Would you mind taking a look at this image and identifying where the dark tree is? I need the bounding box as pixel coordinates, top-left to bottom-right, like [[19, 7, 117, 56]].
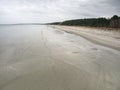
[[110, 15, 119, 28], [111, 15, 119, 20]]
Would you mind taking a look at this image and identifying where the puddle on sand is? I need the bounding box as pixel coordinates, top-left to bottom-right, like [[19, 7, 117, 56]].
[[91, 48, 98, 51], [54, 30, 64, 34]]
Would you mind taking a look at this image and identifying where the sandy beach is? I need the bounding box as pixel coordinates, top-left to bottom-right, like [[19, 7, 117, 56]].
[[52, 25, 120, 51]]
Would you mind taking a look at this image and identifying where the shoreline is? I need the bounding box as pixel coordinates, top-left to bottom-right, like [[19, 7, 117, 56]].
[[51, 25, 120, 51], [56, 25, 120, 31]]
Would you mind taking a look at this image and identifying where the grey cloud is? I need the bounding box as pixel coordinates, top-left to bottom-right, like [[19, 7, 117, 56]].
[[0, 0, 119, 24]]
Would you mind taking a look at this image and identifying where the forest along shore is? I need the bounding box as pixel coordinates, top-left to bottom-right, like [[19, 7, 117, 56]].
[[51, 25, 120, 51]]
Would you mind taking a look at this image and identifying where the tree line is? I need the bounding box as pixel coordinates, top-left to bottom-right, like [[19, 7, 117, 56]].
[[49, 15, 120, 28]]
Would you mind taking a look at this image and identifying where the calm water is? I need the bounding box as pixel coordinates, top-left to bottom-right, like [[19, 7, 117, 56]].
[[0, 25, 120, 90]]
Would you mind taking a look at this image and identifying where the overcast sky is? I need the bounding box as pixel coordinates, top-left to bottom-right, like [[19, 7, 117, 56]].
[[0, 0, 120, 24]]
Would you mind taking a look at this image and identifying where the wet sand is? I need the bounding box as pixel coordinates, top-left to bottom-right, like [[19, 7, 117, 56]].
[[0, 25, 120, 90], [52, 25, 120, 51]]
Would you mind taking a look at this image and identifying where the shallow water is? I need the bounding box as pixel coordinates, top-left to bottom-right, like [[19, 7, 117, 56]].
[[0, 25, 120, 90]]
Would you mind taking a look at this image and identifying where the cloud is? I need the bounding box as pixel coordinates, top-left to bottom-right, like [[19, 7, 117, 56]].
[[0, 0, 119, 24]]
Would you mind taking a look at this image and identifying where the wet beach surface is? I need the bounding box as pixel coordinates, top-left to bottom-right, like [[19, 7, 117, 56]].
[[0, 25, 120, 90]]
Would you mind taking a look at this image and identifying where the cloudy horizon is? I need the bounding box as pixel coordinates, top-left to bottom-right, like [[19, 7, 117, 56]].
[[0, 0, 120, 24]]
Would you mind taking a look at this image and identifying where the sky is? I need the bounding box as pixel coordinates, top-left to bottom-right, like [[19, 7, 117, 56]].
[[0, 0, 120, 24]]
